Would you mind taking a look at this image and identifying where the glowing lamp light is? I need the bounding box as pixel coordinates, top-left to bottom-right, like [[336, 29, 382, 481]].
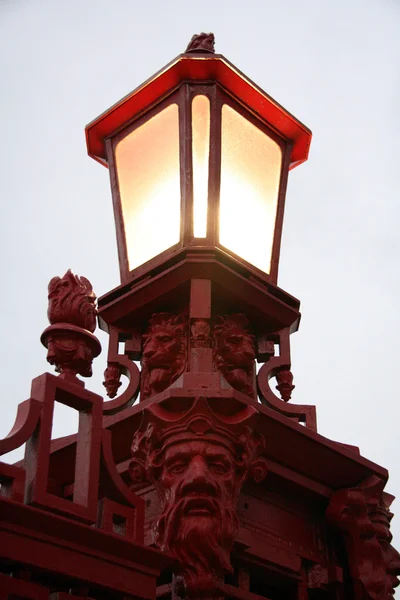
[[86, 35, 311, 284]]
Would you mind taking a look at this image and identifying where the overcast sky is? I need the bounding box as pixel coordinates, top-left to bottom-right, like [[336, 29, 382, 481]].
[[1, 0, 399, 570]]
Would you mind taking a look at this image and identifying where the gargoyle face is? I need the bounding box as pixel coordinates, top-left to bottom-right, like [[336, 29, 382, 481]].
[[141, 315, 187, 399], [212, 316, 255, 396]]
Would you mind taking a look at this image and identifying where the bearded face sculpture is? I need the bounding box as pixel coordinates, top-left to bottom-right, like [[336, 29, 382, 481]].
[[156, 439, 240, 595], [327, 485, 400, 600], [369, 501, 400, 599], [141, 313, 187, 400], [212, 315, 256, 397], [130, 397, 267, 598]]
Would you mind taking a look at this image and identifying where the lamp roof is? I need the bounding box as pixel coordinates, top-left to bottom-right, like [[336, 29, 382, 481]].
[[85, 53, 312, 169]]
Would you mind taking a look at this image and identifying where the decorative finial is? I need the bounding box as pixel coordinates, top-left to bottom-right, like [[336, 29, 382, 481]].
[[276, 369, 295, 402], [103, 363, 122, 398], [41, 270, 101, 381], [185, 32, 215, 54], [47, 269, 97, 332]]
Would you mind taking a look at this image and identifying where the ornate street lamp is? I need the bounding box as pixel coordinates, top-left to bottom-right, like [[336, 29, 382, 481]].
[[1, 33, 399, 600], [86, 34, 311, 284]]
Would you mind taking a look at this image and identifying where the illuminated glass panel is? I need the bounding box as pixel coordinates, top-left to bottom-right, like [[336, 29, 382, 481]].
[[115, 104, 181, 271], [192, 95, 210, 238], [220, 105, 282, 274]]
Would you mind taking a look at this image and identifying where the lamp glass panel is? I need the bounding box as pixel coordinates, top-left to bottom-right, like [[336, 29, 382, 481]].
[[192, 95, 210, 238], [115, 103, 181, 271], [220, 105, 282, 274]]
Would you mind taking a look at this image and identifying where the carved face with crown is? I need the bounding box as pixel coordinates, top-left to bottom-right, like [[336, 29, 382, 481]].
[[130, 397, 267, 597], [141, 313, 187, 400], [212, 315, 256, 397]]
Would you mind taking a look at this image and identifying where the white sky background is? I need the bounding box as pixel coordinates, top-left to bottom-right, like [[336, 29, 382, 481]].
[[1, 0, 399, 569]]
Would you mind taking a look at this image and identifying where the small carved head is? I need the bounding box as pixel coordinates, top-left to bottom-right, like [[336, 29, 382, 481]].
[[190, 319, 211, 348], [212, 315, 256, 396], [48, 270, 97, 333], [276, 369, 295, 402], [141, 313, 187, 400], [103, 363, 122, 399]]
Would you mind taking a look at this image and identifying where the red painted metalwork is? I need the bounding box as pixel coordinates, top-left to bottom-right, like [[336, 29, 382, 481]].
[[85, 55, 311, 170], [1, 32, 398, 600], [0, 271, 171, 598]]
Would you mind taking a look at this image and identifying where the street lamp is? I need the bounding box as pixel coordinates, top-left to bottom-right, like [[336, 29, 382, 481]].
[[86, 34, 311, 284], [1, 33, 399, 600]]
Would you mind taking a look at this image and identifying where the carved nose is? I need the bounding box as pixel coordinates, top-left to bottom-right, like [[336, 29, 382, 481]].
[[389, 554, 400, 575], [244, 345, 254, 358], [143, 342, 156, 358], [187, 456, 208, 481], [180, 456, 218, 497]]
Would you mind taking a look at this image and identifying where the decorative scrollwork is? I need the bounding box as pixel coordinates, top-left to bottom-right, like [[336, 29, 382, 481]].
[[102, 328, 141, 415], [257, 328, 316, 430]]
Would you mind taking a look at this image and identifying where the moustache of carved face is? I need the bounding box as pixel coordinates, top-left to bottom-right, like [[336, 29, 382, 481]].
[[157, 493, 238, 550], [157, 495, 238, 596]]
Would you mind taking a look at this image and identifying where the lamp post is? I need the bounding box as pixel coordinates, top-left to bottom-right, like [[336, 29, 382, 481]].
[[0, 32, 399, 600], [87, 34, 313, 423]]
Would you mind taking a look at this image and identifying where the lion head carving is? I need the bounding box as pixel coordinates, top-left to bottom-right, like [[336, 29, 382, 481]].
[[140, 313, 187, 400], [212, 314, 256, 397]]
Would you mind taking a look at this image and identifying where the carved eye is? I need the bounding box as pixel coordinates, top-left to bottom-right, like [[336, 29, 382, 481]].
[[159, 336, 173, 343], [169, 462, 187, 475], [209, 462, 229, 475], [227, 336, 241, 345]]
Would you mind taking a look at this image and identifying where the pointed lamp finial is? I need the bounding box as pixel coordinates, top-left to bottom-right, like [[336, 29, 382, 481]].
[[185, 32, 215, 54]]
